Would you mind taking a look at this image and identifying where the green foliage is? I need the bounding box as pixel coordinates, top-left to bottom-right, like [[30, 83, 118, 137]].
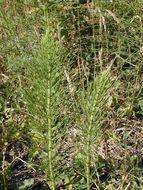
[[77, 68, 114, 189], [19, 178, 34, 190], [18, 34, 66, 189], [0, 65, 28, 189], [1, 0, 143, 189]]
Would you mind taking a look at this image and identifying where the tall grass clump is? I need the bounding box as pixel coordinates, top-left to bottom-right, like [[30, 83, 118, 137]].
[[19, 34, 66, 189], [76, 67, 114, 190]]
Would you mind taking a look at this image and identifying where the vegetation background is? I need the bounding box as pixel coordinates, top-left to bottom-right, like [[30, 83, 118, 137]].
[[0, 0, 143, 189]]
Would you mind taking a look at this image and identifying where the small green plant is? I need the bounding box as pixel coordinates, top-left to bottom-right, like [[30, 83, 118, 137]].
[[19, 34, 66, 189], [77, 67, 114, 190]]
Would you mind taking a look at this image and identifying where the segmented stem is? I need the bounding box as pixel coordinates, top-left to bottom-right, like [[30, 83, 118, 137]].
[[86, 113, 94, 190], [47, 69, 55, 190], [86, 128, 91, 190]]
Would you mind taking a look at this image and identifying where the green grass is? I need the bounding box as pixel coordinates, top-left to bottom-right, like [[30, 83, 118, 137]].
[[0, 0, 143, 189]]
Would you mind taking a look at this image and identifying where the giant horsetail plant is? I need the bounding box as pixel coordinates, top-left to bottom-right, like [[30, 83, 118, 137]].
[[19, 34, 67, 189], [77, 67, 114, 190]]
